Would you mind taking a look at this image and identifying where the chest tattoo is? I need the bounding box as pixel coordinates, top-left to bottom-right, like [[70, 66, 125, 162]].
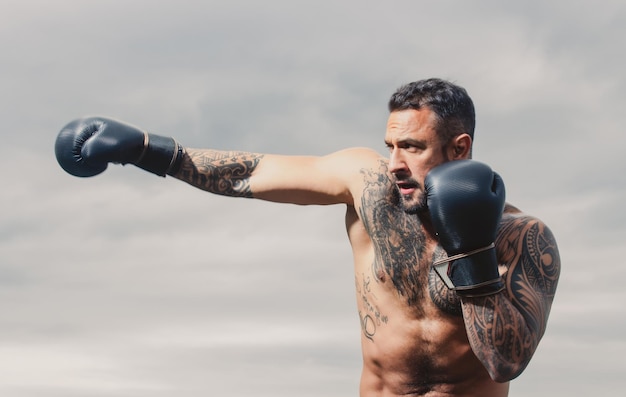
[[428, 261, 462, 316], [358, 163, 461, 314]]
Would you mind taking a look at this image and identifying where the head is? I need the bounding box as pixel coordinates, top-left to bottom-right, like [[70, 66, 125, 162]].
[[385, 78, 475, 214]]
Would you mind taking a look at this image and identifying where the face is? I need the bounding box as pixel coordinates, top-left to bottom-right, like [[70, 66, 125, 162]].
[[384, 109, 452, 214]]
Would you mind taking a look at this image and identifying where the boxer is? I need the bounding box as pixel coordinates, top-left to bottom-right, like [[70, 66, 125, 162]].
[[56, 78, 560, 396]]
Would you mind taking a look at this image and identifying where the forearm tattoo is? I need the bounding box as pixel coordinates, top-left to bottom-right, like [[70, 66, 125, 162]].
[[176, 149, 264, 197], [462, 217, 560, 377]]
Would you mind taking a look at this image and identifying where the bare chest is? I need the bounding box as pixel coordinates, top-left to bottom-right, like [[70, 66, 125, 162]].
[[354, 227, 461, 318], [348, 166, 464, 341], [347, 204, 462, 322]]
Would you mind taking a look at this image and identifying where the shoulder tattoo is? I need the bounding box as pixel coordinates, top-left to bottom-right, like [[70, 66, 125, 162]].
[[358, 161, 428, 307]]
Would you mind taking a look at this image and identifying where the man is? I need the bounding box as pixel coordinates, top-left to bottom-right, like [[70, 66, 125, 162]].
[[55, 78, 560, 396]]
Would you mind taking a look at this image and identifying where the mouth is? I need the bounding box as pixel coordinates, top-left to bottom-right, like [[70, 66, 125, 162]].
[[396, 180, 419, 196]]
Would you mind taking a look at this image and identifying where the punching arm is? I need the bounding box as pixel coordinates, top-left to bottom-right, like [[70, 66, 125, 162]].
[[172, 147, 366, 205], [55, 116, 364, 206]]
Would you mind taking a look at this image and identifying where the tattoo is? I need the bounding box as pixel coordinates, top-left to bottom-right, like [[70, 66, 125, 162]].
[[358, 161, 427, 308], [500, 218, 560, 334], [359, 311, 377, 341], [177, 150, 264, 197], [461, 215, 561, 376], [462, 294, 533, 373], [356, 274, 389, 340], [428, 262, 462, 316], [356, 160, 465, 319]]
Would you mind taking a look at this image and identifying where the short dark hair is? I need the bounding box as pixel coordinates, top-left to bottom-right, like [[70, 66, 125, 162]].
[[388, 78, 475, 145]]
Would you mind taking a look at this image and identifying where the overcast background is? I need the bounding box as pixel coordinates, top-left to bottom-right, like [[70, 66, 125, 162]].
[[1, 0, 624, 396]]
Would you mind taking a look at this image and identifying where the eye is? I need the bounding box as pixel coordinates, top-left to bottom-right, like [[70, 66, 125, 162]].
[[406, 145, 420, 153], [398, 142, 419, 153]]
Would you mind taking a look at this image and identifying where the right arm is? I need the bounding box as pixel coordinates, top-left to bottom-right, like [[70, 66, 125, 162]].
[[174, 147, 370, 206], [53, 116, 377, 207]]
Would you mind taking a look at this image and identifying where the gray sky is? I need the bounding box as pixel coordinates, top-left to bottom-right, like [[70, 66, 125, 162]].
[[1, 0, 624, 395]]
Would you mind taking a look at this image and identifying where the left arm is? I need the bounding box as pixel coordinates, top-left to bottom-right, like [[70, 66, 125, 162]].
[[424, 161, 561, 382], [460, 213, 561, 381]]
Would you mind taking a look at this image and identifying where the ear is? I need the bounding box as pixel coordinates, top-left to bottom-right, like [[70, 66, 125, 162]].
[[447, 134, 472, 160]]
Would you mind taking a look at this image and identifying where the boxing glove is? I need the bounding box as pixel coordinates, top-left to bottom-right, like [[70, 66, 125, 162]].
[[55, 117, 184, 177], [425, 160, 505, 297]]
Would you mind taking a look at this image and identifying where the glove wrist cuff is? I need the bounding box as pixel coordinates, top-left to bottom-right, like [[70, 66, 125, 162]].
[[135, 133, 184, 177], [432, 244, 504, 297]]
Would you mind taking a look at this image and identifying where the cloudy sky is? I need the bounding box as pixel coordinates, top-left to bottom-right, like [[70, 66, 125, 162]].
[[1, 0, 624, 395]]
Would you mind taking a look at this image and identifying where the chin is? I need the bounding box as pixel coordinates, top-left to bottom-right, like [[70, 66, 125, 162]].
[[401, 194, 428, 215], [403, 204, 426, 215]]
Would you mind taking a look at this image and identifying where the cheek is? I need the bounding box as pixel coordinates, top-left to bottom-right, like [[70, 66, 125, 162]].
[[414, 164, 440, 186], [424, 154, 448, 174], [411, 168, 428, 186]]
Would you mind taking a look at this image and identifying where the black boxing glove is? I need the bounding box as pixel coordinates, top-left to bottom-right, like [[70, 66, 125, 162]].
[[425, 160, 505, 297], [55, 117, 184, 177]]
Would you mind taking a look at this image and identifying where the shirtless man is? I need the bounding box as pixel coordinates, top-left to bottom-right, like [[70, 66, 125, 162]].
[[55, 78, 561, 396]]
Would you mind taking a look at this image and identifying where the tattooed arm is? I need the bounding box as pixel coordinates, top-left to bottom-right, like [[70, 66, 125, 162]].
[[172, 147, 380, 205], [174, 149, 264, 198], [460, 209, 561, 382]]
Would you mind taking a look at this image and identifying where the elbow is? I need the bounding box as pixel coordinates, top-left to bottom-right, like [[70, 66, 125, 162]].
[[478, 332, 538, 383], [489, 369, 521, 383], [485, 359, 530, 383]]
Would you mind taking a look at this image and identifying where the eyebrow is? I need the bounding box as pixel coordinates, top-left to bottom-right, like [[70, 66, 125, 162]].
[[385, 138, 427, 148]]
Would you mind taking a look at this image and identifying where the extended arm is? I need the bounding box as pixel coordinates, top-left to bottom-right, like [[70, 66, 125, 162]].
[[172, 148, 358, 205], [54, 116, 363, 206], [461, 214, 560, 382]]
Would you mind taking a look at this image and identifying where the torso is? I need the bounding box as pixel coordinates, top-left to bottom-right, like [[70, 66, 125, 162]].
[[345, 158, 509, 397]]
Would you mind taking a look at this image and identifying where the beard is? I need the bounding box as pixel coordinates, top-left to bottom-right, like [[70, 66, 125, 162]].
[[401, 190, 428, 215], [392, 179, 429, 215]]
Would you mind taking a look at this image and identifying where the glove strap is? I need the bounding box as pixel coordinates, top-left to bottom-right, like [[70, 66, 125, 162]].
[[432, 243, 495, 268], [135, 132, 184, 177], [432, 243, 505, 297]]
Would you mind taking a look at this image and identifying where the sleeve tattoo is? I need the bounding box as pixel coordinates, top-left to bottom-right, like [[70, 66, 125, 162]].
[[461, 216, 561, 381], [176, 149, 264, 197]]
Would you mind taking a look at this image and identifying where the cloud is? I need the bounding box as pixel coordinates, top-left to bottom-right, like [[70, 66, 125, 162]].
[[1, 0, 625, 395]]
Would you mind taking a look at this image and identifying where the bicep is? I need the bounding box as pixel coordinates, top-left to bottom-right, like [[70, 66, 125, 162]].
[[250, 149, 377, 206]]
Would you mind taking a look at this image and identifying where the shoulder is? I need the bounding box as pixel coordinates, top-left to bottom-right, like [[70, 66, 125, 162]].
[[250, 147, 387, 206], [500, 203, 554, 232], [498, 203, 560, 257], [499, 203, 558, 243], [326, 147, 386, 168], [307, 147, 385, 174], [322, 147, 389, 187]]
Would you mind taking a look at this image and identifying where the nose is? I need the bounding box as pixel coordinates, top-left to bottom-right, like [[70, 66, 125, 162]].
[[388, 148, 408, 175]]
